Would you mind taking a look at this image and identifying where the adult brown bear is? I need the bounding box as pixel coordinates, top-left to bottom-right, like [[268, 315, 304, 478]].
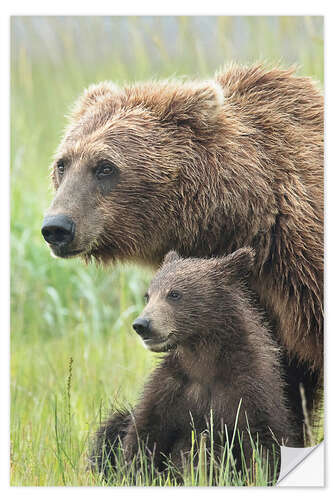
[[41, 64, 323, 444]]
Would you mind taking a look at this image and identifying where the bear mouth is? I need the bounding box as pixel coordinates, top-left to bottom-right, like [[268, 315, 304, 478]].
[[49, 239, 102, 259], [49, 245, 85, 259], [142, 336, 177, 353]]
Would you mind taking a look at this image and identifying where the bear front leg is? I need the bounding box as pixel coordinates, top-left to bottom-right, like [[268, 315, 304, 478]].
[[122, 371, 183, 472], [88, 408, 131, 478], [122, 415, 166, 471]]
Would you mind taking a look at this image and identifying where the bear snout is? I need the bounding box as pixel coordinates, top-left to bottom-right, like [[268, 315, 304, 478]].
[[132, 317, 151, 339], [41, 214, 76, 248]]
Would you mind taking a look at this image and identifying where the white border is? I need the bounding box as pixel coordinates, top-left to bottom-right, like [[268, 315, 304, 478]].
[[2, 2, 332, 497]]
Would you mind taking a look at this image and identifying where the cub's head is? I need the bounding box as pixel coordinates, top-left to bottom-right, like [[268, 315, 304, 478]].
[[132, 248, 255, 352], [41, 79, 224, 264]]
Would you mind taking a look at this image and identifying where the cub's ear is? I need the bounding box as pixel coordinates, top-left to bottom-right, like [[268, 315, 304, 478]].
[[70, 82, 122, 121], [163, 250, 181, 266], [216, 248, 255, 281], [160, 80, 224, 132]]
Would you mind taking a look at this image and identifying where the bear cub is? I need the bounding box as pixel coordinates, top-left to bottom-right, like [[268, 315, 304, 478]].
[[90, 248, 298, 480]]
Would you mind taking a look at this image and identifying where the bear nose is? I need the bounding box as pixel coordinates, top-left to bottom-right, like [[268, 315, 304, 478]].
[[132, 317, 151, 338], [41, 215, 75, 247]]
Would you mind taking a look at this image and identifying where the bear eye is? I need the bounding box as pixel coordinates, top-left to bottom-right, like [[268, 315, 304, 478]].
[[57, 160, 65, 176], [167, 290, 182, 301], [144, 293, 149, 303], [96, 161, 117, 179]]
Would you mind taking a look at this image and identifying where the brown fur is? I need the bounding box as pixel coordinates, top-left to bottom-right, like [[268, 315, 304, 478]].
[[90, 249, 299, 481], [43, 64, 323, 439]]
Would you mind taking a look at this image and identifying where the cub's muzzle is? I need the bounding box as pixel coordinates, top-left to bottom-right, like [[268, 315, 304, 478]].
[[132, 317, 151, 340]]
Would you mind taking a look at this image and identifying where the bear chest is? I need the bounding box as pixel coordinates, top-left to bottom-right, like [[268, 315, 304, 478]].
[[183, 380, 224, 413]]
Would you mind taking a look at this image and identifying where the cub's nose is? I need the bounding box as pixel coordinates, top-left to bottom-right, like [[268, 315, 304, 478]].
[[132, 317, 151, 338], [41, 215, 75, 247]]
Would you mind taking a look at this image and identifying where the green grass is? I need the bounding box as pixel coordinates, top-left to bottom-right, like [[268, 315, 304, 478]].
[[10, 16, 323, 486], [90, 408, 282, 486]]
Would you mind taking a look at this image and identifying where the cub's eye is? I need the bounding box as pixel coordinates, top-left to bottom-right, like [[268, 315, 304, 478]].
[[167, 290, 182, 301], [57, 161, 65, 176], [96, 162, 117, 179], [144, 293, 149, 303]]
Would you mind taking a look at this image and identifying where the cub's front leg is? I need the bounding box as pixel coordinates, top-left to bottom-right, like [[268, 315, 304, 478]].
[[122, 412, 167, 469], [123, 363, 183, 471], [89, 408, 131, 477]]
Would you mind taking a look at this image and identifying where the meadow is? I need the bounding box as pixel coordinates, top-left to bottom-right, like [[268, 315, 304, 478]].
[[10, 16, 323, 486]]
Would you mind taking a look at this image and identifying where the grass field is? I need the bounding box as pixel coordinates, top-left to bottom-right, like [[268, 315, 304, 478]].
[[10, 16, 323, 486]]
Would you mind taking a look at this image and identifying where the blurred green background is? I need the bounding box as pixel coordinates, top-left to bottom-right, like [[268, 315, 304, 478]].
[[10, 16, 323, 486]]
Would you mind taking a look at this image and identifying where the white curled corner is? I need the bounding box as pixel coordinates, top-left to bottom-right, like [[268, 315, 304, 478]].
[[277, 442, 324, 486]]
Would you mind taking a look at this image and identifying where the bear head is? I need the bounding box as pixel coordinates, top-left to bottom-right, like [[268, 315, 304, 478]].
[[132, 247, 255, 352], [41, 79, 225, 264]]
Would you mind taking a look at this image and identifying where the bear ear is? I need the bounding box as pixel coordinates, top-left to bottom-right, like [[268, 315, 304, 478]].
[[216, 247, 255, 281], [69, 82, 122, 121], [163, 250, 181, 266], [161, 80, 224, 131]]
